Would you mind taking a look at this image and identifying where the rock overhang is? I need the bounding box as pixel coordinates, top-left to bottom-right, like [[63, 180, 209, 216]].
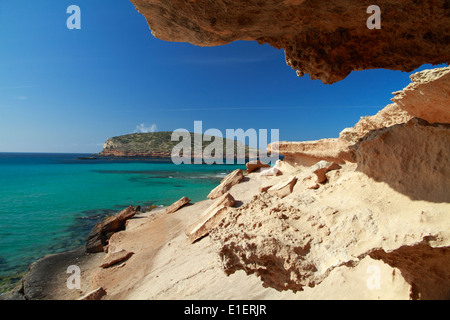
[[130, 0, 450, 84]]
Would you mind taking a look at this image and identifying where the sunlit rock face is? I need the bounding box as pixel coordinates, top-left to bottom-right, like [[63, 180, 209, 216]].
[[130, 0, 450, 84]]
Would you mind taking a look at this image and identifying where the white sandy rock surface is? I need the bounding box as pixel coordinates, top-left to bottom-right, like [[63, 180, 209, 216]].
[[75, 159, 449, 300], [8, 67, 448, 301]]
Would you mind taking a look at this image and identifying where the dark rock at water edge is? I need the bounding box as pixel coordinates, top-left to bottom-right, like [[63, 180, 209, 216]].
[[0, 247, 102, 300], [0, 205, 140, 299], [85, 205, 139, 253]]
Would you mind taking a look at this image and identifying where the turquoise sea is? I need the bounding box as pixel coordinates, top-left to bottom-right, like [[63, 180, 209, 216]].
[[0, 153, 244, 292]]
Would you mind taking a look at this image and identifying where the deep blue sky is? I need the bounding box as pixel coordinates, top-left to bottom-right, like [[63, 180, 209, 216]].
[[0, 0, 446, 153]]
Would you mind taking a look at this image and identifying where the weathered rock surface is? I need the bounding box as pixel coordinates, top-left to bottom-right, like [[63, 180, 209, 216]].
[[267, 176, 298, 199], [5, 248, 105, 300], [166, 196, 191, 214], [209, 66, 450, 298], [77, 287, 107, 300], [269, 139, 352, 166], [392, 67, 450, 124], [275, 67, 450, 168], [370, 243, 450, 300], [186, 206, 232, 243], [201, 192, 236, 217], [260, 159, 283, 176], [100, 250, 134, 268], [186, 192, 236, 243], [339, 103, 413, 145], [312, 161, 341, 184], [207, 169, 244, 199], [354, 118, 450, 203], [259, 184, 273, 193], [211, 171, 450, 296], [246, 160, 271, 174], [340, 67, 450, 147], [86, 206, 138, 253], [130, 0, 450, 84]]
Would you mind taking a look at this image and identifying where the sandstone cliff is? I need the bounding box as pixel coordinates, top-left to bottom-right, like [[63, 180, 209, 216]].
[[391, 67, 450, 124], [69, 0, 450, 300], [6, 67, 448, 301], [130, 0, 450, 84], [4, 2, 449, 301]]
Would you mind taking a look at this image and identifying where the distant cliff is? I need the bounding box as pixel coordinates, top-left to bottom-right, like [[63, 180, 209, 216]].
[[98, 131, 258, 159]]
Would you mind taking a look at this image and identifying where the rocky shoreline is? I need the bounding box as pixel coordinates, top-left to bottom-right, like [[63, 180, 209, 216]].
[[0, 205, 165, 300], [3, 0, 449, 301], [2, 67, 450, 300], [1, 248, 103, 300]]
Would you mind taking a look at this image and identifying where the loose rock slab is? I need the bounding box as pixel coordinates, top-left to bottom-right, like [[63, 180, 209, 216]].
[[77, 287, 107, 300], [187, 192, 236, 242], [246, 160, 271, 174], [166, 196, 191, 214], [100, 249, 134, 268], [201, 192, 235, 217], [268, 176, 297, 199], [260, 160, 282, 176], [207, 169, 244, 199], [312, 161, 341, 184], [259, 185, 274, 193], [186, 205, 232, 243], [86, 206, 138, 253]]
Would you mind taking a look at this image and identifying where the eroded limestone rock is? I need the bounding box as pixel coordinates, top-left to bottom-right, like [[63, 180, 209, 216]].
[[392, 67, 450, 124], [130, 0, 450, 84], [354, 118, 450, 203]]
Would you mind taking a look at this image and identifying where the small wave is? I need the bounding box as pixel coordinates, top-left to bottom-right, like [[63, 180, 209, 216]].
[[215, 173, 228, 178]]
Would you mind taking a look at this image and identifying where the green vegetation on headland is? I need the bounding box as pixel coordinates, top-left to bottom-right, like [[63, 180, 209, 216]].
[[98, 131, 260, 159]]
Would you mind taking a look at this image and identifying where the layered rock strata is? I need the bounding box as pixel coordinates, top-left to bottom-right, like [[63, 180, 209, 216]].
[[270, 67, 450, 167], [391, 66, 450, 124], [210, 66, 450, 298], [269, 139, 352, 166]]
